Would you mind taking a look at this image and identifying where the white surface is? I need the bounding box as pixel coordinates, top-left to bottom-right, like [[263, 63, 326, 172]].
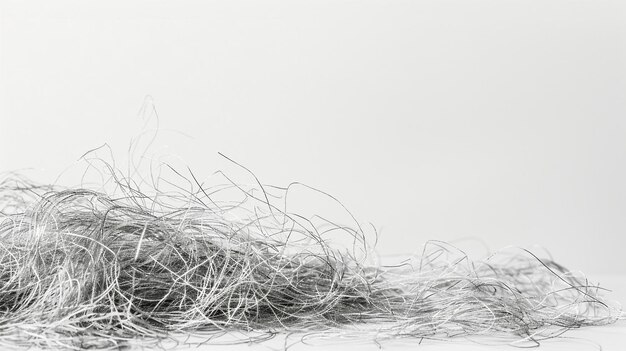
[[168, 324, 626, 351], [162, 274, 625, 351]]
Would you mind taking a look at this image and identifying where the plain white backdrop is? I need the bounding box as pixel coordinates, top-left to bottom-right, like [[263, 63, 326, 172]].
[[1, 0, 625, 277]]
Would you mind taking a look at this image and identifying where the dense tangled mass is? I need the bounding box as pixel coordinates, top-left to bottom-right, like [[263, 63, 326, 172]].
[[0, 159, 621, 350]]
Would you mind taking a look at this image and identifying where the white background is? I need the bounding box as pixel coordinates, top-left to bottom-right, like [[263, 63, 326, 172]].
[[1, 0, 625, 276]]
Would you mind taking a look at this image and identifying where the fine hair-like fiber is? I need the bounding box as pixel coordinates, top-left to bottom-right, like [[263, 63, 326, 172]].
[[0, 154, 621, 350]]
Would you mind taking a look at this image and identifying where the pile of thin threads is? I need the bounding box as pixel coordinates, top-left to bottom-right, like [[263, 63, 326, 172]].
[[0, 162, 621, 350]]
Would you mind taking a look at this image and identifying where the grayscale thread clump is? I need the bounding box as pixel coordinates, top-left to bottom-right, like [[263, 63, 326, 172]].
[[0, 152, 621, 350]]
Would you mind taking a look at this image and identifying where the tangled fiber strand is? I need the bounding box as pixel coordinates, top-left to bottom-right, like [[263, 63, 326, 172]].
[[0, 163, 621, 350]]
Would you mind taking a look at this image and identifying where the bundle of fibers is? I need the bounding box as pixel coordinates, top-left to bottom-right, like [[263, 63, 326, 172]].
[[0, 167, 621, 350]]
